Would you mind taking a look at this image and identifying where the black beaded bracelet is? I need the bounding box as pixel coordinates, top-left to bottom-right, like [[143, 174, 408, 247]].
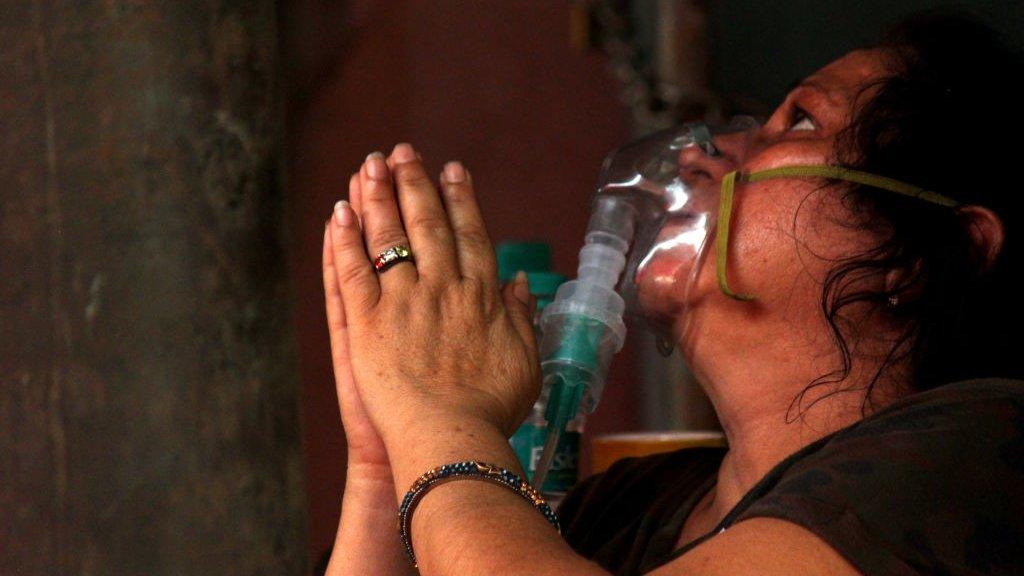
[[397, 460, 561, 567]]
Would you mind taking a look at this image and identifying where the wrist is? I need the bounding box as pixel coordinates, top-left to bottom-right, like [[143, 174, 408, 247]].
[[332, 488, 418, 576], [345, 457, 394, 485], [382, 409, 524, 501], [342, 461, 398, 513]]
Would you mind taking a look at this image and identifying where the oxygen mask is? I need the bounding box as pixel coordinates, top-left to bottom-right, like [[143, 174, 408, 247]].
[[593, 116, 760, 343]]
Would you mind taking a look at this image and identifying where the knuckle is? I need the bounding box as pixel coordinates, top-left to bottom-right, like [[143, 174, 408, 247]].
[[462, 276, 485, 296], [456, 226, 491, 249], [360, 194, 391, 213], [407, 214, 451, 236], [371, 230, 409, 251], [444, 182, 475, 201], [362, 189, 394, 207], [329, 234, 358, 258], [461, 277, 499, 316], [396, 168, 433, 190], [335, 258, 371, 286], [480, 259, 498, 278]]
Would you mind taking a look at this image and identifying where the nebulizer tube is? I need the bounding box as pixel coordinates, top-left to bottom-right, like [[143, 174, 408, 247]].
[[531, 196, 633, 490], [529, 118, 760, 491]]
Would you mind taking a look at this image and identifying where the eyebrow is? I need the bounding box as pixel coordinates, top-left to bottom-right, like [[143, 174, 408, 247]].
[[787, 77, 829, 94], [785, 78, 843, 110]]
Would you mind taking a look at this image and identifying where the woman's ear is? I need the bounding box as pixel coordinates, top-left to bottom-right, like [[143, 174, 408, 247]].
[[884, 205, 1005, 297], [884, 259, 923, 298], [959, 205, 1005, 273]]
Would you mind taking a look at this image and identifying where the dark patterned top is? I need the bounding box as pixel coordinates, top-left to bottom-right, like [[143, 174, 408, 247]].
[[557, 378, 1024, 575]]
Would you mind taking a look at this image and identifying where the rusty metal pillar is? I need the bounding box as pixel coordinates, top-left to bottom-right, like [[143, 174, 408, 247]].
[[0, 1, 307, 574]]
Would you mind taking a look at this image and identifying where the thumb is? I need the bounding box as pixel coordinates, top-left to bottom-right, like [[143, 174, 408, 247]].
[[502, 271, 536, 344]]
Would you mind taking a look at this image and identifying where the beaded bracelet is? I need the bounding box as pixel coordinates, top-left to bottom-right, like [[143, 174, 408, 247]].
[[397, 460, 561, 567]]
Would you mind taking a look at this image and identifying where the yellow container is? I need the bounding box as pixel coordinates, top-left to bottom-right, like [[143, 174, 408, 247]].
[[591, 431, 727, 474]]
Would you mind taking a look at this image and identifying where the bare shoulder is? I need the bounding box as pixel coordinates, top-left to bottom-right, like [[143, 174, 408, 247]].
[[646, 518, 862, 576]]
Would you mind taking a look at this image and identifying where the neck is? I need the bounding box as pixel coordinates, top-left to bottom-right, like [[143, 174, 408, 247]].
[[711, 404, 849, 516], [699, 361, 906, 521]]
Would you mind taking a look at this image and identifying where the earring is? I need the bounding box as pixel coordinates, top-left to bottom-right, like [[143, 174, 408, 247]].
[[887, 294, 900, 308], [656, 335, 675, 357]]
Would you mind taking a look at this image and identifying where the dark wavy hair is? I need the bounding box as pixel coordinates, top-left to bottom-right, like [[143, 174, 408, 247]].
[[791, 10, 1024, 417]]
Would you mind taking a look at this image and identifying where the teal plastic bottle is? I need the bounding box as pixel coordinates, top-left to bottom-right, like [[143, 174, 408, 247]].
[[496, 242, 579, 505]]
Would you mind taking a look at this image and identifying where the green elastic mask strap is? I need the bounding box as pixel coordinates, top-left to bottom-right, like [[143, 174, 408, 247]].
[[716, 165, 960, 302]]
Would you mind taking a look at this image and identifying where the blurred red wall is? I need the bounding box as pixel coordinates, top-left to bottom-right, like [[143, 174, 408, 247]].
[[282, 0, 634, 565]]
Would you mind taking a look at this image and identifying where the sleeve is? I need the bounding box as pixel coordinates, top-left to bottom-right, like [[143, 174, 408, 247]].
[[735, 378, 1024, 576], [556, 468, 607, 529], [556, 455, 654, 554]]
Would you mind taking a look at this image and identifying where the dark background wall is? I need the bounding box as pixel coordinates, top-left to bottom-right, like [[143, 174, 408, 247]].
[[1, 1, 306, 574], [708, 1, 1024, 106]]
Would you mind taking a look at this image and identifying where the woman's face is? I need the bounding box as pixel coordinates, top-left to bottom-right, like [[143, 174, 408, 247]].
[[637, 49, 891, 381]]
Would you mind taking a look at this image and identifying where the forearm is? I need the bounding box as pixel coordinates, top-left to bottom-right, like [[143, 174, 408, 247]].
[[325, 466, 418, 576], [387, 414, 608, 576], [413, 481, 606, 575]]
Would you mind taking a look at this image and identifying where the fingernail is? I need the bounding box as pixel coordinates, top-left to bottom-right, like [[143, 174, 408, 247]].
[[443, 161, 467, 183], [514, 270, 530, 304], [365, 151, 387, 180], [392, 142, 417, 164], [334, 200, 353, 226]]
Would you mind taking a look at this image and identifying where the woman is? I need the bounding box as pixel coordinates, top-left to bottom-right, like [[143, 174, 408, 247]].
[[320, 12, 1024, 576]]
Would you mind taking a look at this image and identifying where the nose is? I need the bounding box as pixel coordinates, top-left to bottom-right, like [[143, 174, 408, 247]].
[[677, 130, 748, 186]]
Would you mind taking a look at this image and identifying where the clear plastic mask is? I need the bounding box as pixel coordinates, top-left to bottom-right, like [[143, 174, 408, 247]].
[[591, 117, 961, 344], [593, 117, 759, 339]]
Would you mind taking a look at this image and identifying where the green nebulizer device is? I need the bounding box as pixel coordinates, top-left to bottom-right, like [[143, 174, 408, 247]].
[[497, 242, 578, 505]]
